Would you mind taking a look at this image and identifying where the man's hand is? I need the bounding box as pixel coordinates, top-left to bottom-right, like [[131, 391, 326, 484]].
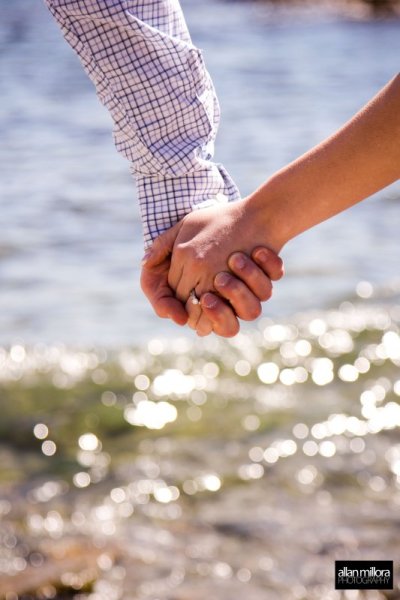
[[141, 215, 283, 337], [140, 242, 188, 327]]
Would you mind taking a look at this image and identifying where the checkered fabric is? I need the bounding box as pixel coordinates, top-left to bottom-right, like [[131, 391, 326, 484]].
[[45, 0, 241, 247]]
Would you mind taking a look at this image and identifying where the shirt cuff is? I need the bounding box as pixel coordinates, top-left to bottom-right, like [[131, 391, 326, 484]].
[[135, 162, 241, 248]]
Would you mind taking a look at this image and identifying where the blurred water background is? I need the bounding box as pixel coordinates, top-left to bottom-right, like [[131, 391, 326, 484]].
[[1, 0, 400, 599], [1, 0, 400, 345]]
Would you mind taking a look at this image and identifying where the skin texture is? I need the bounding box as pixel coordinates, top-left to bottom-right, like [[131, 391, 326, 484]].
[[246, 72, 400, 253], [143, 73, 400, 336], [184, 248, 284, 337], [141, 242, 283, 338], [146, 75, 400, 334]]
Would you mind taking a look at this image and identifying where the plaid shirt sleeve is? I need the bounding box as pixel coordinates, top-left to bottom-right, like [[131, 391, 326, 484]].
[[44, 0, 241, 247]]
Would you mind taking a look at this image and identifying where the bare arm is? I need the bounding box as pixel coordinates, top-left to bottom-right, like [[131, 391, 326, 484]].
[[145, 73, 400, 307], [249, 72, 400, 252]]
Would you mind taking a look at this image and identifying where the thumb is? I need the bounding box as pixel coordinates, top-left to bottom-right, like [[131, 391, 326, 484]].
[[141, 221, 182, 268]]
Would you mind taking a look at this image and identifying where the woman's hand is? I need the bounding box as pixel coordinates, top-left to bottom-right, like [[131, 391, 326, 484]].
[[141, 199, 283, 337]]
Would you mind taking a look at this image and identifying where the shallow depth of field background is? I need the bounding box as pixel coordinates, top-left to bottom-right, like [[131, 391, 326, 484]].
[[1, 1, 400, 599]]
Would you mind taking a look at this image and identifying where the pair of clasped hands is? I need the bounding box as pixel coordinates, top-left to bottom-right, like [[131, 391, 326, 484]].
[[140, 197, 283, 338], [140, 72, 400, 329]]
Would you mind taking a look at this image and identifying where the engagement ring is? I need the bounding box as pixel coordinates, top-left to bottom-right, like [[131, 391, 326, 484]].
[[189, 289, 200, 305]]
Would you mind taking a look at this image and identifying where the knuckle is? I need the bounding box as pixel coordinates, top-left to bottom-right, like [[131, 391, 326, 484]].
[[173, 243, 186, 262], [214, 272, 233, 292], [225, 277, 240, 294], [179, 245, 202, 272], [229, 252, 250, 274]]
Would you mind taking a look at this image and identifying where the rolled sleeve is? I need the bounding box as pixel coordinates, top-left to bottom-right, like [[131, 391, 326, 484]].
[[45, 0, 240, 246]]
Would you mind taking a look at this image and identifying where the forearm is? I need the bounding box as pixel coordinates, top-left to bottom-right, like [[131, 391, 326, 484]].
[[247, 73, 400, 252]]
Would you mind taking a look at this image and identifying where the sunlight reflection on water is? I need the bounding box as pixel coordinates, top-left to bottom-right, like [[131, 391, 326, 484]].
[[1, 287, 400, 598]]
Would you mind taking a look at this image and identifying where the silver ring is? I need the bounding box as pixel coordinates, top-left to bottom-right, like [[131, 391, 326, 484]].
[[189, 289, 200, 305]]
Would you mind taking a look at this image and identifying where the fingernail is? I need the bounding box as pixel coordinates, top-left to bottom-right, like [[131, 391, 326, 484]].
[[231, 253, 246, 270], [254, 249, 269, 262], [141, 250, 152, 266], [202, 293, 218, 309], [215, 272, 231, 287]]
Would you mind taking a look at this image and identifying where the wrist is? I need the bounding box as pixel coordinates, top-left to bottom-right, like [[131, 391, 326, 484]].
[[243, 174, 296, 254]]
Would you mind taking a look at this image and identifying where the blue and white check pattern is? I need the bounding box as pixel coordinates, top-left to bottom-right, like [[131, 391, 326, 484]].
[[44, 0, 240, 247]]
